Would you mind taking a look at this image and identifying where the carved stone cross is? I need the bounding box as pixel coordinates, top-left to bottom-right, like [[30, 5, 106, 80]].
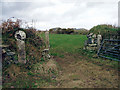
[[15, 30, 26, 64]]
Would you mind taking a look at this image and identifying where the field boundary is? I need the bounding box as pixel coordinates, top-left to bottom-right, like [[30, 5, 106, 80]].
[[97, 39, 120, 61]]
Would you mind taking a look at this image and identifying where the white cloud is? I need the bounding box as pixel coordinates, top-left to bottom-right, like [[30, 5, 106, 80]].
[[1, 0, 118, 30]]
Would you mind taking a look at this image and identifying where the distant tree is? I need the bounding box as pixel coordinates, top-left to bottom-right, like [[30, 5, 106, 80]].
[[56, 28, 61, 34], [49, 29, 53, 33], [66, 28, 74, 34], [61, 29, 66, 34]]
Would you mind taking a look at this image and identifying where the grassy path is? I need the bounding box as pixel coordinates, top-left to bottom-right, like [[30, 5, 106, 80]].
[[53, 55, 118, 88], [36, 33, 119, 88], [47, 34, 119, 88], [2, 33, 119, 88]]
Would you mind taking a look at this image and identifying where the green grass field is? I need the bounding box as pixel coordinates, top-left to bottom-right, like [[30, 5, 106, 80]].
[[49, 34, 87, 55], [48, 33, 119, 69], [37, 33, 119, 69], [48, 34, 119, 88]]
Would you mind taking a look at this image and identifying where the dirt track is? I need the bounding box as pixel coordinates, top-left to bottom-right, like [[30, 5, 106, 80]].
[[46, 55, 118, 88]]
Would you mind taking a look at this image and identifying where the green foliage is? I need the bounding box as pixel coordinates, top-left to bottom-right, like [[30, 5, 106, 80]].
[[59, 54, 64, 58], [50, 53, 58, 56], [50, 28, 74, 34], [41, 57, 45, 62], [2, 26, 44, 69], [14, 55, 18, 60], [49, 28, 88, 35], [50, 53, 64, 58], [27, 71, 35, 76], [2, 19, 46, 88], [74, 30, 88, 35], [89, 24, 118, 39], [3, 72, 36, 88]]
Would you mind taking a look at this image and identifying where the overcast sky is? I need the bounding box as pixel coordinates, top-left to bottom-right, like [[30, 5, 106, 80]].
[[1, 0, 119, 30]]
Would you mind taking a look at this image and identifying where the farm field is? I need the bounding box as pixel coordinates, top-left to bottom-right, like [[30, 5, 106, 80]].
[[49, 34, 87, 56], [2, 1, 119, 89], [37, 33, 119, 88], [2, 33, 119, 88]]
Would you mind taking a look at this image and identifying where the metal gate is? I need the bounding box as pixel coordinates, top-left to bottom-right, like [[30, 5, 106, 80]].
[[97, 39, 120, 61]]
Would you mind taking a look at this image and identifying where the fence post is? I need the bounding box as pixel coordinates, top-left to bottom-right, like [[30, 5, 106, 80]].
[[15, 30, 26, 64]]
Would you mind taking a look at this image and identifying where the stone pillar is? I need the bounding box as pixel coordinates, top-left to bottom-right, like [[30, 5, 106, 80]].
[[92, 34, 96, 44], [88, 36, 92, 44], [97, 34, 102, 49], [15, 30, 26, 64], [42, 31, 50, 60], [45, 31, 49, 49]]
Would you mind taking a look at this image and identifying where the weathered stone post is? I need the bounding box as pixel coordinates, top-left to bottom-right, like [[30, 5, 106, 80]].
[[45, 31, 49, 49], [42, 31, 50, 60], [92, 34, 96, 44], [87, 33, 93, 44], [15, 30, 26, 64], [97, 34, 102, 49]]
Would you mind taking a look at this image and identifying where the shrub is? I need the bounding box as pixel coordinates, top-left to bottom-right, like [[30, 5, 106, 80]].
[[89, 24, 118, 39]]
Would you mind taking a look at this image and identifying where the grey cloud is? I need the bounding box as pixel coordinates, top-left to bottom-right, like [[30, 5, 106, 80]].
[[2, 2, 31, 14], [2, 1, 55, 17], [1, 0, 118, 30], [62, 5, 87, 19], [87, 2, 105, 8]]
